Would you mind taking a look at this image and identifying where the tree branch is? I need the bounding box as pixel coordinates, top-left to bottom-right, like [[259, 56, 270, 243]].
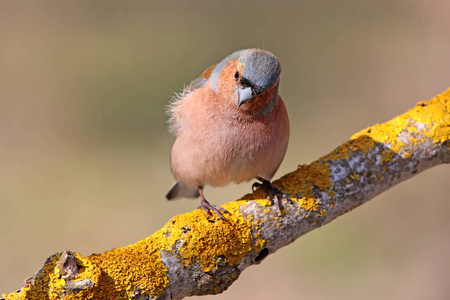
[[3, 89, 449, 300]]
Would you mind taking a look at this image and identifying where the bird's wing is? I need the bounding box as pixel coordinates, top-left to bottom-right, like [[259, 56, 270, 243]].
[[167, 63, 218, 135], [184, 63, 217, 94]]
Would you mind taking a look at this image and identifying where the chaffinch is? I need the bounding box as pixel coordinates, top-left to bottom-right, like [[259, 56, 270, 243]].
[[166, 49, 290, 220]]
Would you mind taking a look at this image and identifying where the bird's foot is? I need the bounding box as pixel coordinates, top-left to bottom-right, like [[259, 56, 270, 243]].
[[197, 186, 229, 221], [253, 177, 293, 210], [199, 197, 230, 221]]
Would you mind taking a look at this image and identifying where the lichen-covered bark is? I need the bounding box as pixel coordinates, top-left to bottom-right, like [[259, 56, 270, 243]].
[[3, 89, 449, 300]]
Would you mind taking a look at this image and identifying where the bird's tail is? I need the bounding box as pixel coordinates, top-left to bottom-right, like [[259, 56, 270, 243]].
[[166, 182, 200, 200]]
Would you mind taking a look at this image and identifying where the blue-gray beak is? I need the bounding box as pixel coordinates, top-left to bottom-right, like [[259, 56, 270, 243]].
[[235, 87, 253, 107]]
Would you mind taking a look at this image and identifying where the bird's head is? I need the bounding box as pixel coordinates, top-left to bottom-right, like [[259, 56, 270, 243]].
[[208, 49, 282, 109]]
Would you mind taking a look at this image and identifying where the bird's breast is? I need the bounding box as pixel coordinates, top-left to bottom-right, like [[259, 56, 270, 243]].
[[170, 89, 289, 188]]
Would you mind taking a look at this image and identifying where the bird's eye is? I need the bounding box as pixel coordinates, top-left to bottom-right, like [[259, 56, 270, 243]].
[[234, 71, 239, 80]]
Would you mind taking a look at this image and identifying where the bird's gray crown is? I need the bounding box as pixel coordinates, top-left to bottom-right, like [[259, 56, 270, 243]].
[[239, 49, 281, 93], [210, 49, 281, 92]]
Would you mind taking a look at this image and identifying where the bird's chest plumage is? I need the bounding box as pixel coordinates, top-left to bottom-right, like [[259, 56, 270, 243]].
[[170, 86, 288, 188], [184, 108, 279, 186]]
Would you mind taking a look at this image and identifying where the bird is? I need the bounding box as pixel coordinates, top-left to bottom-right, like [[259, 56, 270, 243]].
[[166, 48, 290, 220]]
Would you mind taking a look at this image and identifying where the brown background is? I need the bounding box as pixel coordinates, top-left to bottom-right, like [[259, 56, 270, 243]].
[[1, 1, 449, 298]]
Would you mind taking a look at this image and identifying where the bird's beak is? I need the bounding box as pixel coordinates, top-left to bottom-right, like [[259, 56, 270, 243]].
[[235, 87, 253, 107]]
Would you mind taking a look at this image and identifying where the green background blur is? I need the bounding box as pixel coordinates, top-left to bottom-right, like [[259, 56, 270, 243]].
[[1, 1, 449, 298]]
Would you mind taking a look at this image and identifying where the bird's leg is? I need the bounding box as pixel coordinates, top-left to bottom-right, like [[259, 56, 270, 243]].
[[198, 186, 230, 221], [253, 176, 293, 209]]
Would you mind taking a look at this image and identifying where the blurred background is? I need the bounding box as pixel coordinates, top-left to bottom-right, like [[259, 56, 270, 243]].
[[1, 1, 449, 298]]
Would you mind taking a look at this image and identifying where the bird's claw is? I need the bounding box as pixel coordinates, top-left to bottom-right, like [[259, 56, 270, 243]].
[[199, 202, 230, 222], [198, 187, 230, 221], [252, 182, 261, 192], [255, 177, 293, 210]]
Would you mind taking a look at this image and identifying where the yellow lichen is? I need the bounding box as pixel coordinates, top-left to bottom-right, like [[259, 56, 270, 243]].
[[351, 118, 406, 153], [322, 90, 450, 166], [277, 162, 331, 200], [156, 200, 255, 273], [3, 254, 63, 300], [88, 234, 169, 299], [254, 239, 266, 251], [80, 198, 267, 298], [317, 209, 327, 217], [381, 150, 394, 163], [298, 197, 320, 212], [325, 135, 375, 161], [408, 90, 450, 143], [351, 89, 450, 152]]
